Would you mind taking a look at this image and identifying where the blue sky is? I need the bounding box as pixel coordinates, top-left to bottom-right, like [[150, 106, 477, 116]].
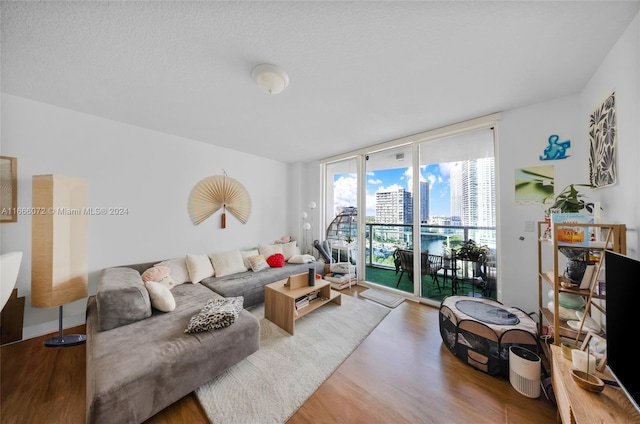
[[334, 162, 458, 218]]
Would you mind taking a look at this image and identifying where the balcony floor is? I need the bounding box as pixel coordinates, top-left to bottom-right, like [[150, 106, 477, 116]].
[[363, 265, 496, 302]]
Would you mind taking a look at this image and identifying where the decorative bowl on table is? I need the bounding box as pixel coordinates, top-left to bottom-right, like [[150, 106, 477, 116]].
[[571, 369, 605, 393]]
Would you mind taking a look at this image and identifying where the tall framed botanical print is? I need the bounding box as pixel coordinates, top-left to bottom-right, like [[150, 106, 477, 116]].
[[588, 92, 617, 188]]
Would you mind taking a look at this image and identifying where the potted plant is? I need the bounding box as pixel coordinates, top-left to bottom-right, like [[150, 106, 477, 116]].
[[542, 184, 599, 283], [456, 239, 490, 262], [542, 183, 596, 214]]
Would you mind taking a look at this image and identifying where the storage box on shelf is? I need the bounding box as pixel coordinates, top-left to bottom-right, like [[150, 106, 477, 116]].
[[537, 221, 626, 360]]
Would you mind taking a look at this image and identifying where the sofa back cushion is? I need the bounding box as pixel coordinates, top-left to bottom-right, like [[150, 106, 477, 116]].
[[209, 250, 246, 277], [96, 267, 152, 331]]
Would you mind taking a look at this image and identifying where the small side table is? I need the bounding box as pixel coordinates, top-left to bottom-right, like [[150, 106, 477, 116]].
[[264, 273, 341, 335], [330, 242, 355, 288]]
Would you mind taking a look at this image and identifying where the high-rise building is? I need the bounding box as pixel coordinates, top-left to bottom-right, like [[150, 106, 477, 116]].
[[475, 157, 495, 227], [450, 158, 495, 228], [450, 163, 463, 222], [420, 180, 429, 223], [375, 188, 413, 224]]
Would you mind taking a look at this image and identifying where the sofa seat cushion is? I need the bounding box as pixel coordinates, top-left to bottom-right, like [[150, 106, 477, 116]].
[[86, 282, 260, 424], [200, 261, 326, 308], [96, 267, 152, 331]]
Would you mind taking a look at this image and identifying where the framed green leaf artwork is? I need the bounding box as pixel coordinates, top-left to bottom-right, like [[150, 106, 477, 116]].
[[515, 165, 554, 204]]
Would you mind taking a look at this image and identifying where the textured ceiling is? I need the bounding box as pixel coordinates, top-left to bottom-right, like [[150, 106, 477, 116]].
[[2, 1, 639, 163]]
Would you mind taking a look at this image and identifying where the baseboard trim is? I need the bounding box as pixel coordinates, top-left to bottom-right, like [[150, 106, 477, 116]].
[[22, 313, 86, 341]]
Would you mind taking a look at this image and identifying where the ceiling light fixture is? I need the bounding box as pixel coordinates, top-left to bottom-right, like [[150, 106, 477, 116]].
[[251, 64, 289, 95]]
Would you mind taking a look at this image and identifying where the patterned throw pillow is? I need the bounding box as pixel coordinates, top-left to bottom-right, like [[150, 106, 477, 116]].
[[248, 255, 270, 272], [184, 296, 244, 334], [266, 253, 285, 268]]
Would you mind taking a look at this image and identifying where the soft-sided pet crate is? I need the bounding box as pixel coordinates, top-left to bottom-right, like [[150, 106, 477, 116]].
[[439, 296, 538, 377]]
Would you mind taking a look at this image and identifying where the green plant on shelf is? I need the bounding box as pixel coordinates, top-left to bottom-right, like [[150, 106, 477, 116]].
[[542, 183, 596, 214]]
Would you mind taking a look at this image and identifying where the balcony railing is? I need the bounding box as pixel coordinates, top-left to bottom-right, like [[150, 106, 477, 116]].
[[358, 223, 496, 269]]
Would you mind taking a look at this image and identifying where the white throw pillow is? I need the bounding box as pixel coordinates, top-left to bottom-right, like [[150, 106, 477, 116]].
[[145, 281, 176, 312], [288, 254, 316, 264], [281, 241, 298, 261], [186, 253, 214, 284], [241, 249, 259, 270], [209, 250, 247, 277], [258, 243, 283, 259], [154, 258, 190, 285]]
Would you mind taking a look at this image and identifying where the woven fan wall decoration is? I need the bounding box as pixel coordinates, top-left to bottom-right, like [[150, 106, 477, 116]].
[[187, 173, 251, 228]]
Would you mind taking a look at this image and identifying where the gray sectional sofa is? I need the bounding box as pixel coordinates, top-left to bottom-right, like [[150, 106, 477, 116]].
[[86, 258, 325, 424]]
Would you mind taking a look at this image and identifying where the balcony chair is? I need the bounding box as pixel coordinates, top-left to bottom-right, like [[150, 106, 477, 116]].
[[470, 253, 496, 298], [395, 248, 444, 292]]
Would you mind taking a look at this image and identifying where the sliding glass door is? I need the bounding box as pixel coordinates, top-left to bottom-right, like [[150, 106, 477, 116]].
[[417, 128, 496, 303], [324, 158, 358, 276], [363, 145, 415, 294], [320, 114, 500, 304]]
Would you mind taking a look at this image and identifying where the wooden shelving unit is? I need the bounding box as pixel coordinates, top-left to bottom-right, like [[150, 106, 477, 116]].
[[537, 221, 626, 356]]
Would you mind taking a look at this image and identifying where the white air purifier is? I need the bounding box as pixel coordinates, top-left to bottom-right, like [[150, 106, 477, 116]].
[[509, 346, 541, 398]]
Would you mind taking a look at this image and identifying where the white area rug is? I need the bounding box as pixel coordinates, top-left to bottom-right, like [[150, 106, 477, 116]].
[[359, 288, 405, 308], [195, 295, 390, 424]]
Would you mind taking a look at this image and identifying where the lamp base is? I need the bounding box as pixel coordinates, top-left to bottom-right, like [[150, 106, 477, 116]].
[[43, 305, 86, 348], [44, 333, 86, 348]]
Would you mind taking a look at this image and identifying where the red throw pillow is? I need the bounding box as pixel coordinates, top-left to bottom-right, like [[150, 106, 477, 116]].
[[266, 253, 285, 268]]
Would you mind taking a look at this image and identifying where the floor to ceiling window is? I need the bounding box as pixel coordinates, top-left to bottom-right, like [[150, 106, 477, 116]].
[[417, 128, 496, 304], [320, 114, 500, 305], [323, 157, 358, 266], [364, 145, 415, 293]]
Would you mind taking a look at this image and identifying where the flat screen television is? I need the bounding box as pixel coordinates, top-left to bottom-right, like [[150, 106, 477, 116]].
[[605, 250, 640, 412]]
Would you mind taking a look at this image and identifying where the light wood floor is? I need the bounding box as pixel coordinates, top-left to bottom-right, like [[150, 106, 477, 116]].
[[1, 286, 558, 423]]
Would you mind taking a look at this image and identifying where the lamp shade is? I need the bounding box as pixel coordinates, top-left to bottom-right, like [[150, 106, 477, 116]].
[[31, 175, 88, 308], [303, 223, 311, 231], [251, 64, 289, 95]]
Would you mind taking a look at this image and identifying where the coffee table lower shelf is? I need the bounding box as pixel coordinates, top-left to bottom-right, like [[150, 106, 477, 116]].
[[264, 276, 341, 335]]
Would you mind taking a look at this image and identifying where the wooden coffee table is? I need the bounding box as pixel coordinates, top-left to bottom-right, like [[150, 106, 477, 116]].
[[264, 272, 341, 335]]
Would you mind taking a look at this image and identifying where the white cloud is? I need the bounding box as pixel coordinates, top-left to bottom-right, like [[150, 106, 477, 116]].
[[333, 175, 357, 212], [368, 178, 382, 184], [404, 167, 413, 192], [377, 183, 403, 193]]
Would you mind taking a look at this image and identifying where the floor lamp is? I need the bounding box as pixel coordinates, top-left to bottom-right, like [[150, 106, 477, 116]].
[[31, 175, 88, 347], [303, 222, 311, 255], [308, 201, 316, 256]]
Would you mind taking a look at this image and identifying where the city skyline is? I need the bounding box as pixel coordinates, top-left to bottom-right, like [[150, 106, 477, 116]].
[[334, 163, 458, 218]]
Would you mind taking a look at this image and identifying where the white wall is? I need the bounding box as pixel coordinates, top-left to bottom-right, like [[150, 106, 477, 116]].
[[0, 94, 290, 338], [580, 12, 640, 258], [498, 95, 581, 314], [489, 10, 640, 314]]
